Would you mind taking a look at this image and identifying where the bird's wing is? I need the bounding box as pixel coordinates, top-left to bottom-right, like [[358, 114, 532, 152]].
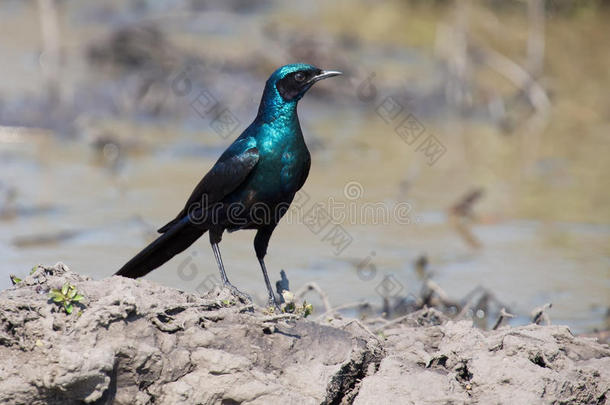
[[158, 137, 259, 233]]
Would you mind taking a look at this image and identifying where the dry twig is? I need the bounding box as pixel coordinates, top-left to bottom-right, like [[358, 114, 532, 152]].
[[531, 303, 552, 325], [294, 282, 332, 313], [492, 308, 516, 330]]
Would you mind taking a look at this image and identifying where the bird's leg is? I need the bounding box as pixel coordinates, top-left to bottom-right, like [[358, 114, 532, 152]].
[[209, 231, 251, 303], [211, 242, 230, 285], [254, 227, 280, 309], [258, 257, 280, 308], [210, 242, 251, 302]]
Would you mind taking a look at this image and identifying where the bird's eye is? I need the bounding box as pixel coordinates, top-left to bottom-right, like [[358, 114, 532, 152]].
[[294, 72, 305, 82]]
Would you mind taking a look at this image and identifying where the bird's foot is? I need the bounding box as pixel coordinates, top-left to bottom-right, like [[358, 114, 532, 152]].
[[222, 282, 252, 304], [267, 294, 281, 311]]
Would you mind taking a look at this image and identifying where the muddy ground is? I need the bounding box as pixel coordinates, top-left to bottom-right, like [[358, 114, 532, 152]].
[[0, 263, 608, 404]]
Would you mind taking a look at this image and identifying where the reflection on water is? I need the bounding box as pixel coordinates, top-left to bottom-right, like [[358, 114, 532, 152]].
[[0, 0, 609, 333]]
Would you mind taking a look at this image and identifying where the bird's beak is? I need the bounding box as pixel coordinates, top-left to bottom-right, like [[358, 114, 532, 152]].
[[308, 70, 343, 84]]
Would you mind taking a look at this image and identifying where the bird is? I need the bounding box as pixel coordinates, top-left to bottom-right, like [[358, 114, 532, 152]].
[[115, 63, 342, 307]]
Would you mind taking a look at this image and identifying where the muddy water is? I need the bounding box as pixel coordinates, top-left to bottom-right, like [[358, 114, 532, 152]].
[[0, 1, 609, 333]]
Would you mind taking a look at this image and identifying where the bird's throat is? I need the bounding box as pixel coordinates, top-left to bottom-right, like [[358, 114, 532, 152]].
[[256, 84, 299, 124]]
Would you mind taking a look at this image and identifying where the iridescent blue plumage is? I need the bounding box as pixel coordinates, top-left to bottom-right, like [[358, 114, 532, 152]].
[[227, 63, 321, 207], [116, 63, 342, 307], [256, 63, 318, 122]]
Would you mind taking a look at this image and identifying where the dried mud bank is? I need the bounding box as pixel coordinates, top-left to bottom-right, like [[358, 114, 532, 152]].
[[0, 264, 608, 404]]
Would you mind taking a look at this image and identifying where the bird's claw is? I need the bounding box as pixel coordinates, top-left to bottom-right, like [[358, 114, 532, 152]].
[[223, 282, 252, 304], [268, 295, 281, 311]]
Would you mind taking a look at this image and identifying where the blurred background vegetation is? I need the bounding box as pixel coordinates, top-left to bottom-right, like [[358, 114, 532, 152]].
[[0, 0, 608, 334]]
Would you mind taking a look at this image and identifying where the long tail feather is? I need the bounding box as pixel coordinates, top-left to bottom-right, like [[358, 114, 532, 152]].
[[115, 219, 205, 279]]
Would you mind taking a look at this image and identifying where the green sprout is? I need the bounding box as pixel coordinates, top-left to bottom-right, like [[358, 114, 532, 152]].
[[9, 275, 22, 285], [282, 291, 296, 313], [302, 302, 313, 318], [280, 291, 314, 318], [48, 282, 85, 314]]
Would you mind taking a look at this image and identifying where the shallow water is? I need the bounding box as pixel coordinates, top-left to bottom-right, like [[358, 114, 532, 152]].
[[1, 0, 609, 333]]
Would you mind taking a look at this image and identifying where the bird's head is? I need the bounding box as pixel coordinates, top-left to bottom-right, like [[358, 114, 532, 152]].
[[266, 63, 342, 103]]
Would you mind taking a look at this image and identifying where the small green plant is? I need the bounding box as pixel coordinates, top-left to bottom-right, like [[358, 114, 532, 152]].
[[302, 302, 313, 317], [48, 282, 85, 314], [9, 275, 21, 285], [280, 291, 314, 318]]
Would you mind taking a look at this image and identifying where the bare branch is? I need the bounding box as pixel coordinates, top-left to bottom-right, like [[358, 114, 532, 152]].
[[531, 302, 552, 325], [492, 308, 516, 330], [315, 301, 372, 322], [294, 282, 332, 313]]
